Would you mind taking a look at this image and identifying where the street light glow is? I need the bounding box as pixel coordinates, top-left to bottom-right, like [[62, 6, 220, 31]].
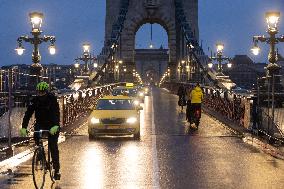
[[216, 43, 224, 52], [251, 46, 260, 55], [83, 43, 90, 53], [15, 46, 25, 55], [208, 62, 213, 68], [266, 12, 280, 31], [227, 62, 232, 68], [49, 44, 56, 55], [74, 62, 80, 68], [29, 12, 43, 31]]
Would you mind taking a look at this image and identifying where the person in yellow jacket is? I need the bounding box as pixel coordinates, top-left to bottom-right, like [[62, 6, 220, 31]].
[[188, 83, 203, 125]]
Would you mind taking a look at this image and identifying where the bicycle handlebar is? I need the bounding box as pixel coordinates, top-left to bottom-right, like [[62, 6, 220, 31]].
[[33, 130, 50, 138], [33, 130, 50, 133]]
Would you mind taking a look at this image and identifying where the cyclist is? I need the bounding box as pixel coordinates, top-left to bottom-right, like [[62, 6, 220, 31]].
[[188, 83, 203, 125], [19, 82, 61, 180]]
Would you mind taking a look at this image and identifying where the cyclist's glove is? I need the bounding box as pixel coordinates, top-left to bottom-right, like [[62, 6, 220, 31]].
[[19, 128, 28, 137], [50, 125, 60, 135]]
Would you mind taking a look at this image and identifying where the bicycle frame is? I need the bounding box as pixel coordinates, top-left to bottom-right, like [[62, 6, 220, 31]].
[[32, 130, 55, 189]]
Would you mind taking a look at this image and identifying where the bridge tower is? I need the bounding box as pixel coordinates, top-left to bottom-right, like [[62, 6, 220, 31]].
[[104, 0, 199, 82]]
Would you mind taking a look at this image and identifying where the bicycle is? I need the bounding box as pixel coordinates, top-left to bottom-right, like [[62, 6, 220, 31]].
[[32, 130, 55, 189], [186, 104, 201, 132]]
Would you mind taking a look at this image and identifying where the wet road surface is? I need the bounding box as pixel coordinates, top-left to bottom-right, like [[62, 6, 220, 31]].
[[0, 87, 284, 189]]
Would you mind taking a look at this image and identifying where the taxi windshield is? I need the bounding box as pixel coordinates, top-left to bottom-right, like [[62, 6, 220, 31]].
[[112, 88, 137, 97], [96, 99, 135, 110]]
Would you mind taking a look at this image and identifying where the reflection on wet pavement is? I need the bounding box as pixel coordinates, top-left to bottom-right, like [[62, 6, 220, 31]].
[[0, 88, 284, 189]]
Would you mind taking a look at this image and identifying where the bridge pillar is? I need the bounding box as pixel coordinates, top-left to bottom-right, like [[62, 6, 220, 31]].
[[168, 62, 177, 82]]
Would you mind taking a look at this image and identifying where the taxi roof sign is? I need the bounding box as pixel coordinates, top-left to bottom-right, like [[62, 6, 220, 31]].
[[126, 83, 134, 88]]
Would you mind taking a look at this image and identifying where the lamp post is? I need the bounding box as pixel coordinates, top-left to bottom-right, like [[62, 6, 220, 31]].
[[15, 12, 56, 89], [75, 43, 96, 75], [251, 11, 284, 138], [251, 11, 284, 76], [209, 43, 232, 76]]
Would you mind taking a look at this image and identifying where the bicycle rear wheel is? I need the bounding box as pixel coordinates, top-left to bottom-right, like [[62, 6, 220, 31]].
[[32, 147, 46, 189]]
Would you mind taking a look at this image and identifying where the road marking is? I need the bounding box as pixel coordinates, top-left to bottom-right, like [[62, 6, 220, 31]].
[[151, 95, 160, 189]]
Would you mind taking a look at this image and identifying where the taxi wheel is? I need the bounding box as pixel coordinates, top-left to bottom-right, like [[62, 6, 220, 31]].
[[134, 132, 140, 140]]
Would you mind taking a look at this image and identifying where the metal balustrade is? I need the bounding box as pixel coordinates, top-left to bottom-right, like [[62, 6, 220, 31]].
[[58, 84, 116, 127], [162, 81, 284, 142]]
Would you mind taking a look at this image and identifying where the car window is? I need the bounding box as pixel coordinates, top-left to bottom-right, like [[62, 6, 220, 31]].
[[112, 88, 137, 97], [96, 99, 135, 110]]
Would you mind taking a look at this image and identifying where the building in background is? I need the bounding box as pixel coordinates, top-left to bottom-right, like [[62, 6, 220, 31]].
[[135, 46, 169, 85], [223, 55, 266, 89], [0, 64, 75, 92]]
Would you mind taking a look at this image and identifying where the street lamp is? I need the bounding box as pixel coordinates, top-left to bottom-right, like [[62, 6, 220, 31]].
[[209, 43, 232, 76], [75, 43, 96, 74], [251, 11, 284, 76], [251, 12, 284, 138], [15, 12, 56, 89], [83, 43, 90, 53]]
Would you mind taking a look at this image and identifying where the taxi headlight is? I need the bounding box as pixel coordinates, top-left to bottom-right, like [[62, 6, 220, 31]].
[[90, 117, 100, 124], [126, 117, 137, 124], [133, 100, 140, 106], [139, 92, 144, 97]]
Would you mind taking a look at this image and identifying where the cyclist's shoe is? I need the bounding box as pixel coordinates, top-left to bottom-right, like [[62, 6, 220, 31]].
[[54, 171, 61, 180]]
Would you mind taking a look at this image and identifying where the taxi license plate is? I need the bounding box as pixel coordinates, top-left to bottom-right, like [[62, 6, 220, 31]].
[[107, 126, 120, 129]]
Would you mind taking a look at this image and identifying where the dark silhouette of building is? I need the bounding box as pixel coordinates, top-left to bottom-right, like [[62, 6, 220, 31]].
[[223, 55, 265, 89]]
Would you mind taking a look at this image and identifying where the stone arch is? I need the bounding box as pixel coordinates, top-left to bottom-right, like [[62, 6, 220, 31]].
[[105, 0, 199, 81], [121, 13, 176, 66]]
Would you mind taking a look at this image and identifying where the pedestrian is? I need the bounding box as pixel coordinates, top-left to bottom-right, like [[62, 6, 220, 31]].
[[186, 86, 193, 121], [177, 84, 186, 113]]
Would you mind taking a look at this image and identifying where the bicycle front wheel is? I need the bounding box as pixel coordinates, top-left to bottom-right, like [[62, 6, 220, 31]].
[[32, 147, 46, 189]]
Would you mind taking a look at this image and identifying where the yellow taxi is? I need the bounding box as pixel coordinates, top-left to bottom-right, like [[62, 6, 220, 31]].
[[112, 84, 145, 103], [88, 95, 142, 140]]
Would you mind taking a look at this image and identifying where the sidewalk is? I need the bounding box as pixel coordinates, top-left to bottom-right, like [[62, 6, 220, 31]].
[[203, 106, 284, 160]]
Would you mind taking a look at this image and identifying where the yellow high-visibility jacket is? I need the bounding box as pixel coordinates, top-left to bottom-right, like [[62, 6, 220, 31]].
[[190, 86, 203, 103]]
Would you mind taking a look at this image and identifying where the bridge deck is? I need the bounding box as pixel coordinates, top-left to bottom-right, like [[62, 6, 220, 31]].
[[0, 88, 284, 189]]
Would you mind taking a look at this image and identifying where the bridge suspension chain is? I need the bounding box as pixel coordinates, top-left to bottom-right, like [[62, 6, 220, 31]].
[[174, 0, 220, 85], [92, 0, 130, 83]]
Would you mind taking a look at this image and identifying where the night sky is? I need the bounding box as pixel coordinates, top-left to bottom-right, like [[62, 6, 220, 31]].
[[0, 0, 283, 67]]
